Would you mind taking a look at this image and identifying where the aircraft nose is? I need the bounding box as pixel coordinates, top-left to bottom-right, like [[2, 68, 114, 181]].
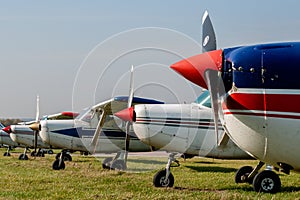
[[2, 126, 11, 134], [170, 49, 223, 89], [114, 107, 136, 122]]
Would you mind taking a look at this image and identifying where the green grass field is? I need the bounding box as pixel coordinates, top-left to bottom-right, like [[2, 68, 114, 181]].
[[0, 148, 300, 200]]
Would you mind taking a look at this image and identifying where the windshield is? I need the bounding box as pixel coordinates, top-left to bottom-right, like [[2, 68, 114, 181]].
[[194, 90, 211, 108], [75, 107, 120, 129]]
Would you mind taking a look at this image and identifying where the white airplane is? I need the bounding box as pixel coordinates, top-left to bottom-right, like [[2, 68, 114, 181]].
[[167, 11, 300, 193], [2, 111, 79, 160], [0, 123, 21, 156], [115, 90, 252, 187], [35, 96, 164, 170], [114, 12, 252, 188]]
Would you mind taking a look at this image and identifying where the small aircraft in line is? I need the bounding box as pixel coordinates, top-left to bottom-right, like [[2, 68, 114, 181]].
[[35, 96, 163, 170], [0, 123, 21, 156], [168, 11, 300, 193], [2, 110, 79, 160]]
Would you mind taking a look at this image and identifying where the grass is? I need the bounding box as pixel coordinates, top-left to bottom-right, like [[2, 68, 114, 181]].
[[0, 148, 300, 199]]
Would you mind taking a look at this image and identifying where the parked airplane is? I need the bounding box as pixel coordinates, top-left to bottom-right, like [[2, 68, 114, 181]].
[[0, 123, 21, 156], [115, 90, 252, 187], [168, 11, 300, 193], [2, 111, 79, 160], [35, 96, 164, 170]]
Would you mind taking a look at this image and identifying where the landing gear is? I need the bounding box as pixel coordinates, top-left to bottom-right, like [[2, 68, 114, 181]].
[[153, 153, 179, 187], [55, 151, 72, 161], [110, 159, 126, 171], [253, 170, 281, 193], [30, 148, 45, 157], [153, 169, 174, 187], [101, 151, 128, 171], [47, 149, 54, 154], [3, 152, 10, 156], [52, 151, 70, 170], [235, 166, 254, 184], [52, 159, 65, 170], [18, 148, 29, 160], [3, 146, 12, 156], [102, 157, 113, 169], [19, 153, 28, 160], [235, 161, 281, 193]]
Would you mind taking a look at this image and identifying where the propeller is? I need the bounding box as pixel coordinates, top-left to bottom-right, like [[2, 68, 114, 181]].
[[29, 95, 40, 155], [171, 10, 227, 146], [124, 65, 134, 164], [90, 107, 106, 153], [90, 65, 135, 162]]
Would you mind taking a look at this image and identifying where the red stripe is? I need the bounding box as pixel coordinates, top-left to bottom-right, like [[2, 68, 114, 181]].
[[225, 93, 300, 113]]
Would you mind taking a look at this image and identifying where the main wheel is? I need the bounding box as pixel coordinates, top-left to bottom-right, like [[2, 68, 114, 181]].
[[19, 154, 28, 160], [48, 150, 54, 154], [3, 152, 10, 156], [235, 166, 254, 184], [110, 160, 126, 171], [153, 169, 174, 187], [102, 157, 113, 169], [31, 151, 36, 157], [253, 170, 281, 193], [52, 159, 65, 170]]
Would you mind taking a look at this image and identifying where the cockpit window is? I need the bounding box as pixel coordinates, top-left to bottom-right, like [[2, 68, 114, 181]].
[[194, 90, 211, 108]]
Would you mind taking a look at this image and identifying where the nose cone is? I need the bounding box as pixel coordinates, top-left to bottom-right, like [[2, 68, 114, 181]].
[[114, 107, 136, 122], [2, 126, 11, 134], [170, 49, 223, 89], [29, 122, 40, 131]]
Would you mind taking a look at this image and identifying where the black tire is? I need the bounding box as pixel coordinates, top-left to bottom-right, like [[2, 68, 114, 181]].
[[110, 160, 126, 171], [31, 151, 36, 157], [52, 159, 65, 170], [102, 157, 113, 169], [19, 154, 28, 160], [3, 152, 10, 156], [253, 170, 281, 193], [48, 150, 54, 154], [235, 166, 254, 184], [153, 169, 174, 187]]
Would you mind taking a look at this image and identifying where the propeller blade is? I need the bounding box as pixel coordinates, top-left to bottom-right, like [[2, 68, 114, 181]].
[[128, 65, 134, 108], [34, 95, 40, 155], [90, 109, 106, 153], [124, 121, 130, 163], [202, 10, 217, 52], [35, 95, 40, 122]]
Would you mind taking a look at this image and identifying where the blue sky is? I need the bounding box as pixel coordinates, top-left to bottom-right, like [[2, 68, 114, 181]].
[[1, 1, 300, 118]]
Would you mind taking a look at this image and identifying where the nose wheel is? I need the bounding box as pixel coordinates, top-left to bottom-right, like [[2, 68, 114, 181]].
[[153, 153, 179, 187]]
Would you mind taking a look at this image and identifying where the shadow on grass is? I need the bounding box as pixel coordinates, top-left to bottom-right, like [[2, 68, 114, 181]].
[[185, 165, 236, 173], [281, 186, 300, 192], [192, 160, 218, 164], [172, 185, 254, 192], [127, 159, 166, 165]]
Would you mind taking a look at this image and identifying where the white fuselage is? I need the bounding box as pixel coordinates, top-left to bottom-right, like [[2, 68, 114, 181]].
[[10, 125, 51, 148], [223, 88, 300, 171], [39, 119, 151, 153], [133, 103, 251, 159]]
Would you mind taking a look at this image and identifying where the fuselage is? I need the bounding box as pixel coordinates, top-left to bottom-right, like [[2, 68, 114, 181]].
[[173, 42, 300, 172], [132, 102, 251, 159], [10, 125, 52, 148], [39, 119, 152, 153]]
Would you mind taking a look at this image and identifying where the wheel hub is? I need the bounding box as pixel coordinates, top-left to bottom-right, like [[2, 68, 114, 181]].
[[261, 178, 274, 191], [160, 177, 169, 187]]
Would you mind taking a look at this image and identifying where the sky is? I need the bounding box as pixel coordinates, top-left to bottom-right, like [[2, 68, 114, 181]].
[[1, 0, 300, 118]]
